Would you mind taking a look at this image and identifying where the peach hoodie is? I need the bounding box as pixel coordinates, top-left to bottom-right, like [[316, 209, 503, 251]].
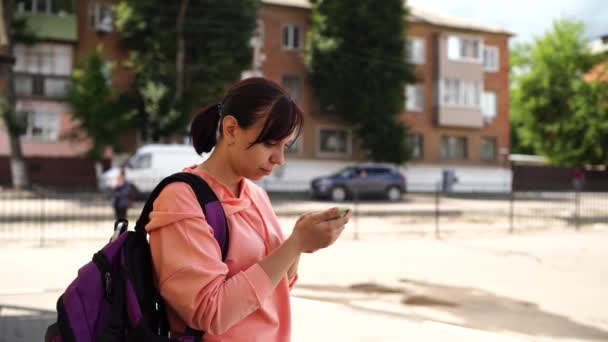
[[145, 166, 297, 341]]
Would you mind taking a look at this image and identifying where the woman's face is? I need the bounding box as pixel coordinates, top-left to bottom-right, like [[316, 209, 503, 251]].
[[227, 116, 295, 181]]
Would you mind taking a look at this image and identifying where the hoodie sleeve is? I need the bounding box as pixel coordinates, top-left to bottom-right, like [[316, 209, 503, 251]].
[[250, 183, 298, 290], [146, 182, 275, 335]]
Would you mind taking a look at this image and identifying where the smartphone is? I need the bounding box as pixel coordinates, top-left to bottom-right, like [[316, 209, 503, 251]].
[[334, 207, 350, 219]]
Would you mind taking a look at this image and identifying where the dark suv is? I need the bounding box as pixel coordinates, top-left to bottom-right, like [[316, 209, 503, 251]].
[[310, 163, 407, 201]]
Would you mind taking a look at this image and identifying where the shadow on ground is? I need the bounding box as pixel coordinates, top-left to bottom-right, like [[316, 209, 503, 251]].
[[294, 279, 608, 341]]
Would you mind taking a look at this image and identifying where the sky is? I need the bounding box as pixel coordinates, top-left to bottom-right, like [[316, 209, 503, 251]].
[[408, 0, 607, 44]]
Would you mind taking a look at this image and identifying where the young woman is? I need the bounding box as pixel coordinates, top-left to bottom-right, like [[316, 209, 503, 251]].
[[145, 77, 351, 341]]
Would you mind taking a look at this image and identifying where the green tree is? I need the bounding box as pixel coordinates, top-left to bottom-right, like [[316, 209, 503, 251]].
[[307, 0, 416, 164], [511, 19, 608, 166], [1, 0, 38, 188], [115, 0, 259, 142], [65, 49, 134, 162]]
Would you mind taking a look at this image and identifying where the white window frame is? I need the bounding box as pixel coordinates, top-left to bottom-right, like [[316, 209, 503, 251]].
[[405, 84, 424, 112], [406, 37, 425, 64], [43, 77, 70, 98], [316, 126, 352, 157], [89, 2, 113, 33], [484, 45, 499, 72], [447, 35, 483, 63], [282, 24, 302, 50], [440, 79, 482, 109], [13, 43, 73, 76], [255, 19, 264, 48], [17, 0, 54, 14], [14, 74, 34, 96], [407, 133, 424, 160], [481, 137, 497, 161], [482, 91, 497, 121], [23, 111, 60, 142], [285, 134, 303, 155], [281, 74, 301, 102], [440, 135, 468, 160]]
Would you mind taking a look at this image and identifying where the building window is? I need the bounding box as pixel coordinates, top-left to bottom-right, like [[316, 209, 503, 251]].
[[285, 135, 302, 155], [254, 19, 264, 48], [44, 77, 70, 98], [482, 91, 497, 122], [13, 44, 72, 98], [405, 84, 424, 112], [483, 46, 499, 72], [14, 75, 33, 96], [318, 127, 351, 156], [281, 74, 301, 102], [14, 74, 69, 98], [441, 79, 481, 108], [440, 136, 467, 160], [282, 24, 301, 50], [406, 37, 425, 64], [407, 134, 424, 160], [17, 0, 59, 14], [23, 111, 60, 141], [481, 137, 497, 161], [14, 44, 72, 76], [88, 2, 113, 32], [447, 35, 482, 62]]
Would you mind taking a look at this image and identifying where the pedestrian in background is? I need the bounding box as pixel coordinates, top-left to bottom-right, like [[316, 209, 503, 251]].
[[111, 168, 134, 221]]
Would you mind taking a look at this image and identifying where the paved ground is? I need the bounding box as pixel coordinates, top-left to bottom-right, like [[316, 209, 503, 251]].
[[1, 220, 608, 341]]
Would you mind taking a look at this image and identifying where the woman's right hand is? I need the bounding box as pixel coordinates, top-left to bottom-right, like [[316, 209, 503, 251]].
[[289, 208, 352, 253]]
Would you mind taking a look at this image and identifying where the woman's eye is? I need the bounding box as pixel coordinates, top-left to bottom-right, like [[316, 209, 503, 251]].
[[264, 141, 278, 147]]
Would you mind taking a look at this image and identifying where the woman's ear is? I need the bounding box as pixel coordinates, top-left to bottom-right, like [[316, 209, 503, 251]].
[[222, 115, 238, 144]]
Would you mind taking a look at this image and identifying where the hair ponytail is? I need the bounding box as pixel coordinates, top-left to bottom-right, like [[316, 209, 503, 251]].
[[190, 103, 221, 154], [190, 77, 304, 155]]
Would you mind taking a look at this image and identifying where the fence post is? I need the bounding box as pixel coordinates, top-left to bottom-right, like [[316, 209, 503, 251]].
[[435, 182, 440, 239], [353, 188, 359, 241], [509, 190, 514, 234], [39, 190, 46, 248], [574, 188, 581, 231]]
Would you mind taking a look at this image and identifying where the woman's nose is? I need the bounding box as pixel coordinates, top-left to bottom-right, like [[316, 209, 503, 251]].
[[270, 148, 285, 165]]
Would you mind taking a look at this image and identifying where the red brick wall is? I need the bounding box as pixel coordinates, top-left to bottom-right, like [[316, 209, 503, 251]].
[[403, 22, 511, 166]]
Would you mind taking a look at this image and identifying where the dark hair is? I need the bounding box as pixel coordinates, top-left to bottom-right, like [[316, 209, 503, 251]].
[[190, 77, 304, 154]]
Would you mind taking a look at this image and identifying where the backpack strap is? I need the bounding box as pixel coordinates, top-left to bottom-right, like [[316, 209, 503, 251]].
[[133, 172, 229, 260], [132, 172, 229, 340]]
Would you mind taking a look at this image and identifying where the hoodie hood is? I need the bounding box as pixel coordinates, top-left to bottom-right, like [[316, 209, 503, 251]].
[[145, 165, 255, 233]]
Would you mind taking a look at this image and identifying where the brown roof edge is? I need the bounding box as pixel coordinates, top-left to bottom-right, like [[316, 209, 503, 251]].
[[260, 1, 515, 36], [410, 20, 515, 37]]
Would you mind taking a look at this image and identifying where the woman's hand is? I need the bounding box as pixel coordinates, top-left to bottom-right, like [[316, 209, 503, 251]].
[[289, 208, 352, 253]]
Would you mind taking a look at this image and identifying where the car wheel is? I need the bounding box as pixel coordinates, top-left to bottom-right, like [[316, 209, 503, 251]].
[[386, 186, 402, 201], [330, 186, 348, 202]]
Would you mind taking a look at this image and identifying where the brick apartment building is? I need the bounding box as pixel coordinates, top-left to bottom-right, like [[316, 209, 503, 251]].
[[0, 0, 513, 191]]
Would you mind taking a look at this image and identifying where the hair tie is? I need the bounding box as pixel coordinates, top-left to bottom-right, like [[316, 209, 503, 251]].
[[217, 102, 224, 118]]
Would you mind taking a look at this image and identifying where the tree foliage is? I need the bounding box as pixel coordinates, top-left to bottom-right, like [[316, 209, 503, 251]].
[[114, 0, 259, 142], [511, 19, 608, 166], [308, 0, 416, 163], [66, 49, 134, 160]]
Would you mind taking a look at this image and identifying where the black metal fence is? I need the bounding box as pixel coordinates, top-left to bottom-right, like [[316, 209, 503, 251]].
[[2, 183, 607, 246]]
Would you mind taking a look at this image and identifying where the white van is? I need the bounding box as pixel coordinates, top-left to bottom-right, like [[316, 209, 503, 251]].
[[99, 144, 208, 194]]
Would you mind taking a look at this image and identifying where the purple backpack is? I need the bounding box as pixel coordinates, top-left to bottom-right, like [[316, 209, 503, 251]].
[[45, 172, 229, 342]]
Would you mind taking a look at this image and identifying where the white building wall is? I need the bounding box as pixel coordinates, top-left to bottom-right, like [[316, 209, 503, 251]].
[[257, 159, 512, 193]]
